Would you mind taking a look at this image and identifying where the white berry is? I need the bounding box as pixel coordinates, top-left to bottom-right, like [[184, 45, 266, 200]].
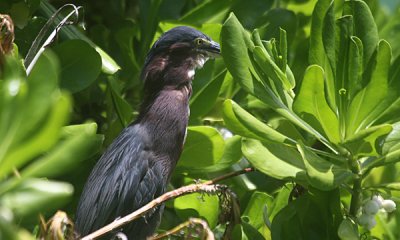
[[364, 200, 380, 215], [382, 199, 396, 213], [372, 195, 384, 208]]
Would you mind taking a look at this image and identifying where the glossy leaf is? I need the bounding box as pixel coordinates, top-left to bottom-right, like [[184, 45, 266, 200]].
[[293, 65, 340, 144], [243, 191, 273, 237], [221, 13, 256, 97], [222, 13, 332, 148], [344, 124, 392, 158], [309, 0, 332, 66], [222, 99, 294, 145], [173, 193, 219, 228], [382, 122, 400, 154], [346, 40, 391, 136], [53, 39, 102, 93], [185, 135, 242, 173], [343, 0, 379, 66], [39, 1, 121, 74], [177, 126, 225, 169], [297, 143, 354, 191], [242, 138, 306, 182], [252, 45, 292, 92]]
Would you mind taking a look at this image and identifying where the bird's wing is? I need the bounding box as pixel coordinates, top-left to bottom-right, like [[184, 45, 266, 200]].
[[75, 125, 164, 236]]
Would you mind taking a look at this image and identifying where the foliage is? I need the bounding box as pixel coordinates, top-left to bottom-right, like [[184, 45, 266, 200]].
[[1, 0, 400, 239]]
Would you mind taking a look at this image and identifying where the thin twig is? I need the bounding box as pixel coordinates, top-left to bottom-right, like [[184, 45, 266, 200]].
[[80, 167, 254, 240], [149, 218, 214, 240]]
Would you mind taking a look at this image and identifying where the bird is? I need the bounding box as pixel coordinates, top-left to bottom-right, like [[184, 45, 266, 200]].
[[74, 26, 220, 239]]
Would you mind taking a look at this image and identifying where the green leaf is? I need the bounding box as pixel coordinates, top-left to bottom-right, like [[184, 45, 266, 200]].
[[252, 45, 292, 92], [338, 219, 359, 240], [53, 39, 102, 93], [61, 122, 98, 137], [0, 179, 73, 219], [242, 138, 306, 182], [221, 13, 257, 96], [190, 70, 226, 120], [106, 76, 134, 128], [346, 40, 391, 136], [243, 191, 273, 236], [0, 57, 28, 162], [382, 122, 400, 154], [0, 93, 71, 178], [241, 221, 267, 240], [39, 1, 121, 74], [271, 188, 342, 240], [21, 130, 103, 179], [20, 51, 58, 143], [268, 184, 293, 221], [221, 13, 333, 149], [114, 20, 141, 85], [347, 36, 363, 101], [187, 135, 242, 174], [297, 142, 354, 191], [309, 0, 332, 66], [293, 65, 340, 144], [222, 99, 294, 145], [177, 126, 224, 170], [179, 0, 231, 25], [173, 193, 219, 228], [344, 124, 392, 158], [343, 0, 379, 67], [221, 13, 286, 108], [365, 182, 400, 191], [366, 149, 400, 169]]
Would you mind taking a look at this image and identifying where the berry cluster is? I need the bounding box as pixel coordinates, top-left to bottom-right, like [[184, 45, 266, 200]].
[[358, 195, 396, 230]]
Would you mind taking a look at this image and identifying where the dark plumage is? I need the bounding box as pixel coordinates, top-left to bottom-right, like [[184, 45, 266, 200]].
[[75, 26, 220, 239]]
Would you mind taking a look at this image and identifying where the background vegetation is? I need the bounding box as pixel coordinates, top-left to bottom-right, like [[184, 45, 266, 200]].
[[1, 0, 400, 239]]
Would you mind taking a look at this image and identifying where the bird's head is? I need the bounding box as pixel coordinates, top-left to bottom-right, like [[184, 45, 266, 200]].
[[141, 26, 220, 89]]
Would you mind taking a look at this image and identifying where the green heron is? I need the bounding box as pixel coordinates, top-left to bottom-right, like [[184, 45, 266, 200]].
[[75, 26, 220, 239]]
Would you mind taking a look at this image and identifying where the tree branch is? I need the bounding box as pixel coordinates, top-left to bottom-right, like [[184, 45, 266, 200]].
[[80, 167, 254, 240], [149, 218, 214, 240]]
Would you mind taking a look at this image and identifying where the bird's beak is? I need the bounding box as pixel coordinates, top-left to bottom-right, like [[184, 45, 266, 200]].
[[198, 39, 221, 57]]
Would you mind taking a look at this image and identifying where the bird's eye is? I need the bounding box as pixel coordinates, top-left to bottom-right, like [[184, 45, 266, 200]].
[[194, 38, 204, 46]]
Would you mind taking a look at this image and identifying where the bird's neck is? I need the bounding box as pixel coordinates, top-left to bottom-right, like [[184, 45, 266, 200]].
[[136, 82, 192, 170]]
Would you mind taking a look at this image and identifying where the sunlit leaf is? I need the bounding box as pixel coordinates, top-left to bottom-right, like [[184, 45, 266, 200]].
[[222, 99, 294, 144], [173, 193, 219, 228], [343, 0, 379, 66], [243, 191, 273, 237], [185, 135, 242, 174], [297, 142, 354, 191], [346, 40, 391, 136], [177, 126, 224, 170], [344, 124, 392, 157], [0, 93, 71, 178], [293, 65, 340, 144], [242, 138, 306, 182]]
